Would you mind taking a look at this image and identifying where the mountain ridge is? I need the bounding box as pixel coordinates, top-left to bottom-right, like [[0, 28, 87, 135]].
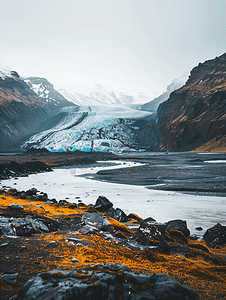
[[157, 52, 226, 152]]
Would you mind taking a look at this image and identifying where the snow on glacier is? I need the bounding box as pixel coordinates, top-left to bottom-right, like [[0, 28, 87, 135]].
[[23, 105, 152, 153]]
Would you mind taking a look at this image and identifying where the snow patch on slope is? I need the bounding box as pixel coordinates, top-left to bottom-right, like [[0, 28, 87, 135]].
[[24, 77, 75, 107], [0, 66, 20, 81]]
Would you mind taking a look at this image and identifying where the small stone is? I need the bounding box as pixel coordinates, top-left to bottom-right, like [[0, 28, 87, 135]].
[[1, 273, 18, 284], [0, 242, 9, 247], [71, 258, 78, 262], [49, 241, 56, 244], [8, 203, 24, 210], [195, 227, 203, 231]]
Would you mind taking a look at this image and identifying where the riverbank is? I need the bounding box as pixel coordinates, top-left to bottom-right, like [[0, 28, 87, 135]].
[[0, 188, 226, 299], [0, 150, 226, 299]]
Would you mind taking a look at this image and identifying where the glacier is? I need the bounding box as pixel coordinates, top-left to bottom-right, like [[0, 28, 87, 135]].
[[22, 105, 153, 153]]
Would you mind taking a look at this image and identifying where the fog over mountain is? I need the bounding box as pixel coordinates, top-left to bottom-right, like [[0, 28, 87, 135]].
[[58, 84, 155, 106], [1, 1, 226, 99]]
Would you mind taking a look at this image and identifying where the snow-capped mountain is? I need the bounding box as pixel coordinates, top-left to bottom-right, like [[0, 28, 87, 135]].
[[22, 105, 154, 153], [58, 84, 155, 106], [24, 77, 75, 108], [0, 66, 21, 81], [0, 68, 53, 151]]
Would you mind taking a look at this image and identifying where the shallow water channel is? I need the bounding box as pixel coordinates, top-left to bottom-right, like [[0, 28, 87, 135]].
[[1, 160, 226, 237]]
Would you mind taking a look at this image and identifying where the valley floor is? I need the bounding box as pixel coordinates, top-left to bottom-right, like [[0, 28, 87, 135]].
[[0, 150, 226, 299]]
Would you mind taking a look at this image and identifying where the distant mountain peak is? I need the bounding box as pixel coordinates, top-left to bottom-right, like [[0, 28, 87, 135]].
[[141, 75, 188, 112], [24, 77, 76, 108], [58, 84, 155, 106]]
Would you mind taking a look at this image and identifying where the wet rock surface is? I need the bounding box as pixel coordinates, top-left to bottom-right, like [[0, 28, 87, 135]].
[[0, 161, 51, 180], [203, 223, 226, 247], [15, 264, 199, 300]]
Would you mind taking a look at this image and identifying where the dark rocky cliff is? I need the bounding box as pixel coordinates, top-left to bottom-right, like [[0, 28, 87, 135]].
[[157, 53, 226, 151], [0, 72, 52, 151]]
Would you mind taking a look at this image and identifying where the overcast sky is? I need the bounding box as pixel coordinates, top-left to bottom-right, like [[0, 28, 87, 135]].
[[0, 0, 226, 97]]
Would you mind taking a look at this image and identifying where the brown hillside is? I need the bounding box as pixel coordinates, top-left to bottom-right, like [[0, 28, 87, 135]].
[[157, 53, 226, 151], [0, 74, 50, 151]]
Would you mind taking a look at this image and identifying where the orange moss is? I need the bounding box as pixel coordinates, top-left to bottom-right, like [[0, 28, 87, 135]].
[[0, 194, 226, 299], [106, 216, 134, 236]]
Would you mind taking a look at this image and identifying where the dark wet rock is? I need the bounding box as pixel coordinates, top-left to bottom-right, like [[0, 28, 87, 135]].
[[0, 242, 9, 247], [25, 188, 38, 196], [68, 203, 77, 209], [0, 216, 14, 235], [0, 189, 7, 195], [7, 188, 18, 195], [0, 161, 52, 180], [144, 216, 156, 223], [59, 199, 69, 206], [13, 223, 38, 237], [0, 212, 61, 237], [50, 198, 57, 204], [106, 207, 129, 222], [203, 223, 226, 247], [132, 222, 166, 247], [20, 193, 27, 199], [166, 219, 190, 237], [195, 227, 203, 231], [94, 196, 113, 212], [63, 214, 82, 224], [131, 220, 190, 251], [8, 203, 24, 210], [1, 273, 18, 284], [165, 229, 188, 244], [82, 212, 111, 232], [15, 263, 199, 300], [127, 213, 143, 222], [190, 234, 199, 240]]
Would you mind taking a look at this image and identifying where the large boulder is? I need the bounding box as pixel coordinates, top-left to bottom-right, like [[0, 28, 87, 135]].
[[106, 207, 129, 222], [203, 223, 226, 247], [166, 219, 190, 237], [131, 222, 168, 251], [0, 214, 60, 237], [81, 212, 111, 231], [94, 196, 113, 212], [15, 264, 199, 300]]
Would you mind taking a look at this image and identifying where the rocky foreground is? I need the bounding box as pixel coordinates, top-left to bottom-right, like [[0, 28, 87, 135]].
[[0, 188, 225, 299]]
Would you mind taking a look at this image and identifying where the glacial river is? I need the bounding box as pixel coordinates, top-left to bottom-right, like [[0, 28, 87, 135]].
[[1, 160, 226, 237]]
